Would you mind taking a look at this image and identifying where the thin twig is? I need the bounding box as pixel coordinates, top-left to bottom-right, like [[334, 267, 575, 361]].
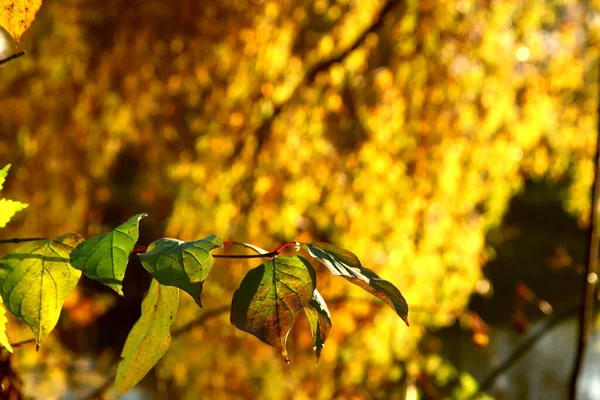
[[0, 51, 26, 66], [569, 60, 600, 399], [8, 338, 36, 349], [0, 237, 46, 244], [213, 252, 279, 259], [476, 305, 578, 397], [80, 295, 456, 397], [223, 241, 269, 254]]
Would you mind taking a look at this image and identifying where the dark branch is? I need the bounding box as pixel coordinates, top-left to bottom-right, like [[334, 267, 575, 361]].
[[0, 51, 26, 66], [304, 0, 402, 83], [569, 59, 600, 399], [134, 243, 280, 258], [213, 252, 279, 259], [0, 237, 46, 244], [476, 305, 578, 397], [253, 0, 403, 150]]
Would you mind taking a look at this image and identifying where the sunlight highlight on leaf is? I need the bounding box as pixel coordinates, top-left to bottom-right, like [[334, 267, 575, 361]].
[[0, 297, 12, 353], [115, 279, 179, 395], [304, 242, 409, 325], [0, 0, 43, 42], [0, 233, 83, 345], [304, 289, 331, 362]]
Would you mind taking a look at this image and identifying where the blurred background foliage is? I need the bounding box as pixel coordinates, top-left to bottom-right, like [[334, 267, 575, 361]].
[[0, 0, 599, 398]]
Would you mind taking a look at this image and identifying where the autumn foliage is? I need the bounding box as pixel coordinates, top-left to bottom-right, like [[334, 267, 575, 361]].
[[0, 0, 597, 398]]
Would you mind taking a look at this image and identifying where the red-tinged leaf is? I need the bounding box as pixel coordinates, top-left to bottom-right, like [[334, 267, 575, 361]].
[[304, 242, 409, 326], [230, 256, 316, 363], [304, 289, 331, 362]]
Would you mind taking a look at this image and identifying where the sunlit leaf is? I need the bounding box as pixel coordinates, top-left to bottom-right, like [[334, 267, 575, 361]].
[[0, 164, 11, 190], [0, 233, 84, 345], [70, 213, 147, 296], [138, 234, 222, 307], [0, 165, 27, 228], [304, 289, 331, 362], [0, 0, 43, 42], [115, 279, 179, 395], [304, 242, 409, 325], [0, 298, 12, 353], [230, 255, 316, 363], [0, 199, 27, 228]]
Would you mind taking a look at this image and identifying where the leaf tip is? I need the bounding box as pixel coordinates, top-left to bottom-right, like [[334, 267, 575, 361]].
[[282, 349, 291, 364], [401, 312, 409, 326]]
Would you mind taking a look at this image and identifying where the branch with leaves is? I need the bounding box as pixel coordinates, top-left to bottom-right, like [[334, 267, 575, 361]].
[[0, 206, 409, 395]]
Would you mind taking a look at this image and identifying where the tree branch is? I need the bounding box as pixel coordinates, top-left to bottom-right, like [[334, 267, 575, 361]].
[[8, 338, 36, 349], [475, 305, 578, 397], [0, 51, 26, 66], [568, 59, 600, 399], [251, 0, 404, 153], [134, 242, 282, 258], [0, 237, 46, 244]]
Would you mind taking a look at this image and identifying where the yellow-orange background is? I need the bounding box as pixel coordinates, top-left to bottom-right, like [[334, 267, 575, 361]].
[[0, 0, 598, 398]]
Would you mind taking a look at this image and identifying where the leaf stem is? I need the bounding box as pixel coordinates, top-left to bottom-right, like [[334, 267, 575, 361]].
[[0, 51, 26, 66], [272, 241, 301, 253]]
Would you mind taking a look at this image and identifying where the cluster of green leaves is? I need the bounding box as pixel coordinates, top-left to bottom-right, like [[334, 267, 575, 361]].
[[0, 212, 408, 394]]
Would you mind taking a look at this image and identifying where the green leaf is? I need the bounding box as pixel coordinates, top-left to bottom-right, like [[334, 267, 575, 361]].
[[230, 255, 316, 363], [0, 233, 84, 345], [115, 279, 179, 395], [0, 165, 28, 228], [70, 213, 147, 296], [304, 242, 409, 326], [138, 234, 222, 307], [304, 289, 331, 363], [0, 298, 12, 353]]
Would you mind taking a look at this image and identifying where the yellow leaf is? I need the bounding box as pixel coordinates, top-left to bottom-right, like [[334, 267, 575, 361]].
[[0, 298, 12, 353], [0, 0, 43, 43]]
